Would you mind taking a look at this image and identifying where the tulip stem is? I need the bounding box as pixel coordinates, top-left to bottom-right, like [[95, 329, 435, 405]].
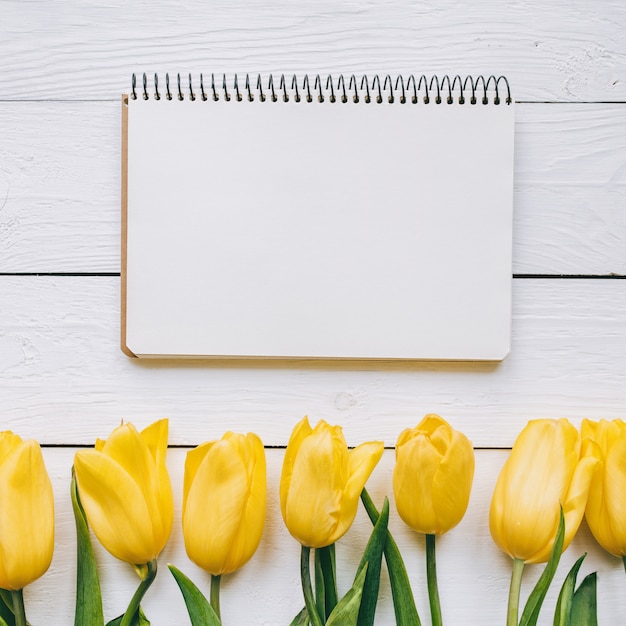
[[10, 589, 27, 626], [301, 546, 324, 626], [120, 559, 158, 626], [507, 558, 525, 626], [426, 534, 443, 626], [210, 574, 221, 620], [623, 556, 626, 575]]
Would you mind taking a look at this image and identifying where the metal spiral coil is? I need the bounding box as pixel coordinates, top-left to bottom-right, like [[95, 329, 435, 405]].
[[130, 73, 512, 105]]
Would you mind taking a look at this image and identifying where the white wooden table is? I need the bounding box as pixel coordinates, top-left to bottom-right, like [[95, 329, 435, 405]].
[[1, 1, 625, 624]]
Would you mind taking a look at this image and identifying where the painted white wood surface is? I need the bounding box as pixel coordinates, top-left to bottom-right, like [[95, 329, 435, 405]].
[[0, 0, 624, 101], [27, 448, 626, 625], [0, 103, 625, 274], [1, 0, 625, 623]]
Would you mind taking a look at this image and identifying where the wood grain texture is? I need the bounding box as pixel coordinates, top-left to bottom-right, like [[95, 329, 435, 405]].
[[26, 447, 626, 625], [0, 103, 624, 274], [0, 0, 625, 101], [1, 276, 624, 448]]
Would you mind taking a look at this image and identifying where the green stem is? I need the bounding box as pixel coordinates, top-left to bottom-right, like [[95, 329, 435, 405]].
[[120, 559, 158, 626], [622, 555, 626, 575], [210, 574, 221, 621], [426, 534, 443, 626], [507, 558, 525, 626], [10, 589, 26, 626], [301, 546, 324, 626]]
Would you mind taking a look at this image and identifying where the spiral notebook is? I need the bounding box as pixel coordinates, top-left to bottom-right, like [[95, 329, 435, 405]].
[[122, 73, 515, 360]]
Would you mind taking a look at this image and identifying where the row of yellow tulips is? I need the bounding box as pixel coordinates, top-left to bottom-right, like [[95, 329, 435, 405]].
[[1, 416, 625, 623]]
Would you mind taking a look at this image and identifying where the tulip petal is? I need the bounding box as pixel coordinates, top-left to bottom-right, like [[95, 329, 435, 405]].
[[431, 431, 474, 534], [74, 450, 157, 564], [184, 441, 247, 573], [0, 432, 24, 465], [183, 441, 216, 511], [527, 450, 599, 564], [334, 441, 383, 541], [280, 417, 313, 520], [140, 418, 169, 462], [183, 433, 266, 576], [224, 433, 266, 573], [345, 442, 384, 502], [283, 427, 344, 547], [592, 430, 626, 555], [491, 420, 576, 561], [100, 422, 173, 555], [0, 440, 54, 590], [394, 436, 437, 533]]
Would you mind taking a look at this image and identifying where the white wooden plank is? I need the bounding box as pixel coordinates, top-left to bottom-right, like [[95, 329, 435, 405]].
[[26, 447, 626, 625], [0, 103, 624, 274], [1, 277, 624, 448], [0, 0, 624, 101]]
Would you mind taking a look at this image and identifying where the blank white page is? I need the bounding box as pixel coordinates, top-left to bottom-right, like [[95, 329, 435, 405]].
[[123, 77, 514, 359]]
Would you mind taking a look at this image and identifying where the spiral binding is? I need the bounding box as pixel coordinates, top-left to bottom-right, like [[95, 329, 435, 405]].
[[131, 73, 512, 105]]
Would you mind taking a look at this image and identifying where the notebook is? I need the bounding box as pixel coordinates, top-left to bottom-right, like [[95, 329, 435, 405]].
[[122, 73, 515, 360]]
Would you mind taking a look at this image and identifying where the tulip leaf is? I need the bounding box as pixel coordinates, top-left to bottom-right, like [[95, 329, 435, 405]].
[[105, 606, 150, 626], [360, 489, 421, 626], [71, 469, 105, 626], [168, 565, 221, 626], [326, 563, 368, 626], [289, 607, 310, 626], [355, 497, 389, 626], [0, 592, 15, 626], [569, 573, 597, 626], [315, 544, 338, 621], [553, 554, 586, 626], [520, 508, 565, 626]]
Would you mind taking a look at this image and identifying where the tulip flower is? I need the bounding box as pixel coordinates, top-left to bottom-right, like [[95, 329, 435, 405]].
[[280, 416, 383, 548], [393, 415, 474, 626], [393, 414, 474, 535], [0, 432, 54, 626], [74, 419, 173, 626], [182, 432, 266, 620], [489, 419, 599, 626], [280, 417, 383, 626], [74, 419, 173, 566], [582, 418, 626, 561]]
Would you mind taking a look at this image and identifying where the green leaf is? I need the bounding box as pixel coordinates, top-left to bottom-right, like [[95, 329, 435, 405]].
[[168, 565, 221, 626], [0, 591, 15, 626], [553, 554, 586, 626], [570, 573, 597, 626], [326, 564, 368, 626], [105, 606, 150, 626], [289, 607, 310, 626], [360, 489, 421, 626], [71, 468, 105, 626], [520, 508, 566, 626], [315, 544, 337, 621], [356, 497, 389, 626]]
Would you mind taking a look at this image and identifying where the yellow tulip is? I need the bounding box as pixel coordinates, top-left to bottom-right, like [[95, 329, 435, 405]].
[[183, 432, 266, 575], [0, 432, 54, 590], [280, 417, 383, 548], [582, 418, 626, 557], [489, 418, 599, 564], [393, 414, 474, 535], [74, 419, 173, 565]]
